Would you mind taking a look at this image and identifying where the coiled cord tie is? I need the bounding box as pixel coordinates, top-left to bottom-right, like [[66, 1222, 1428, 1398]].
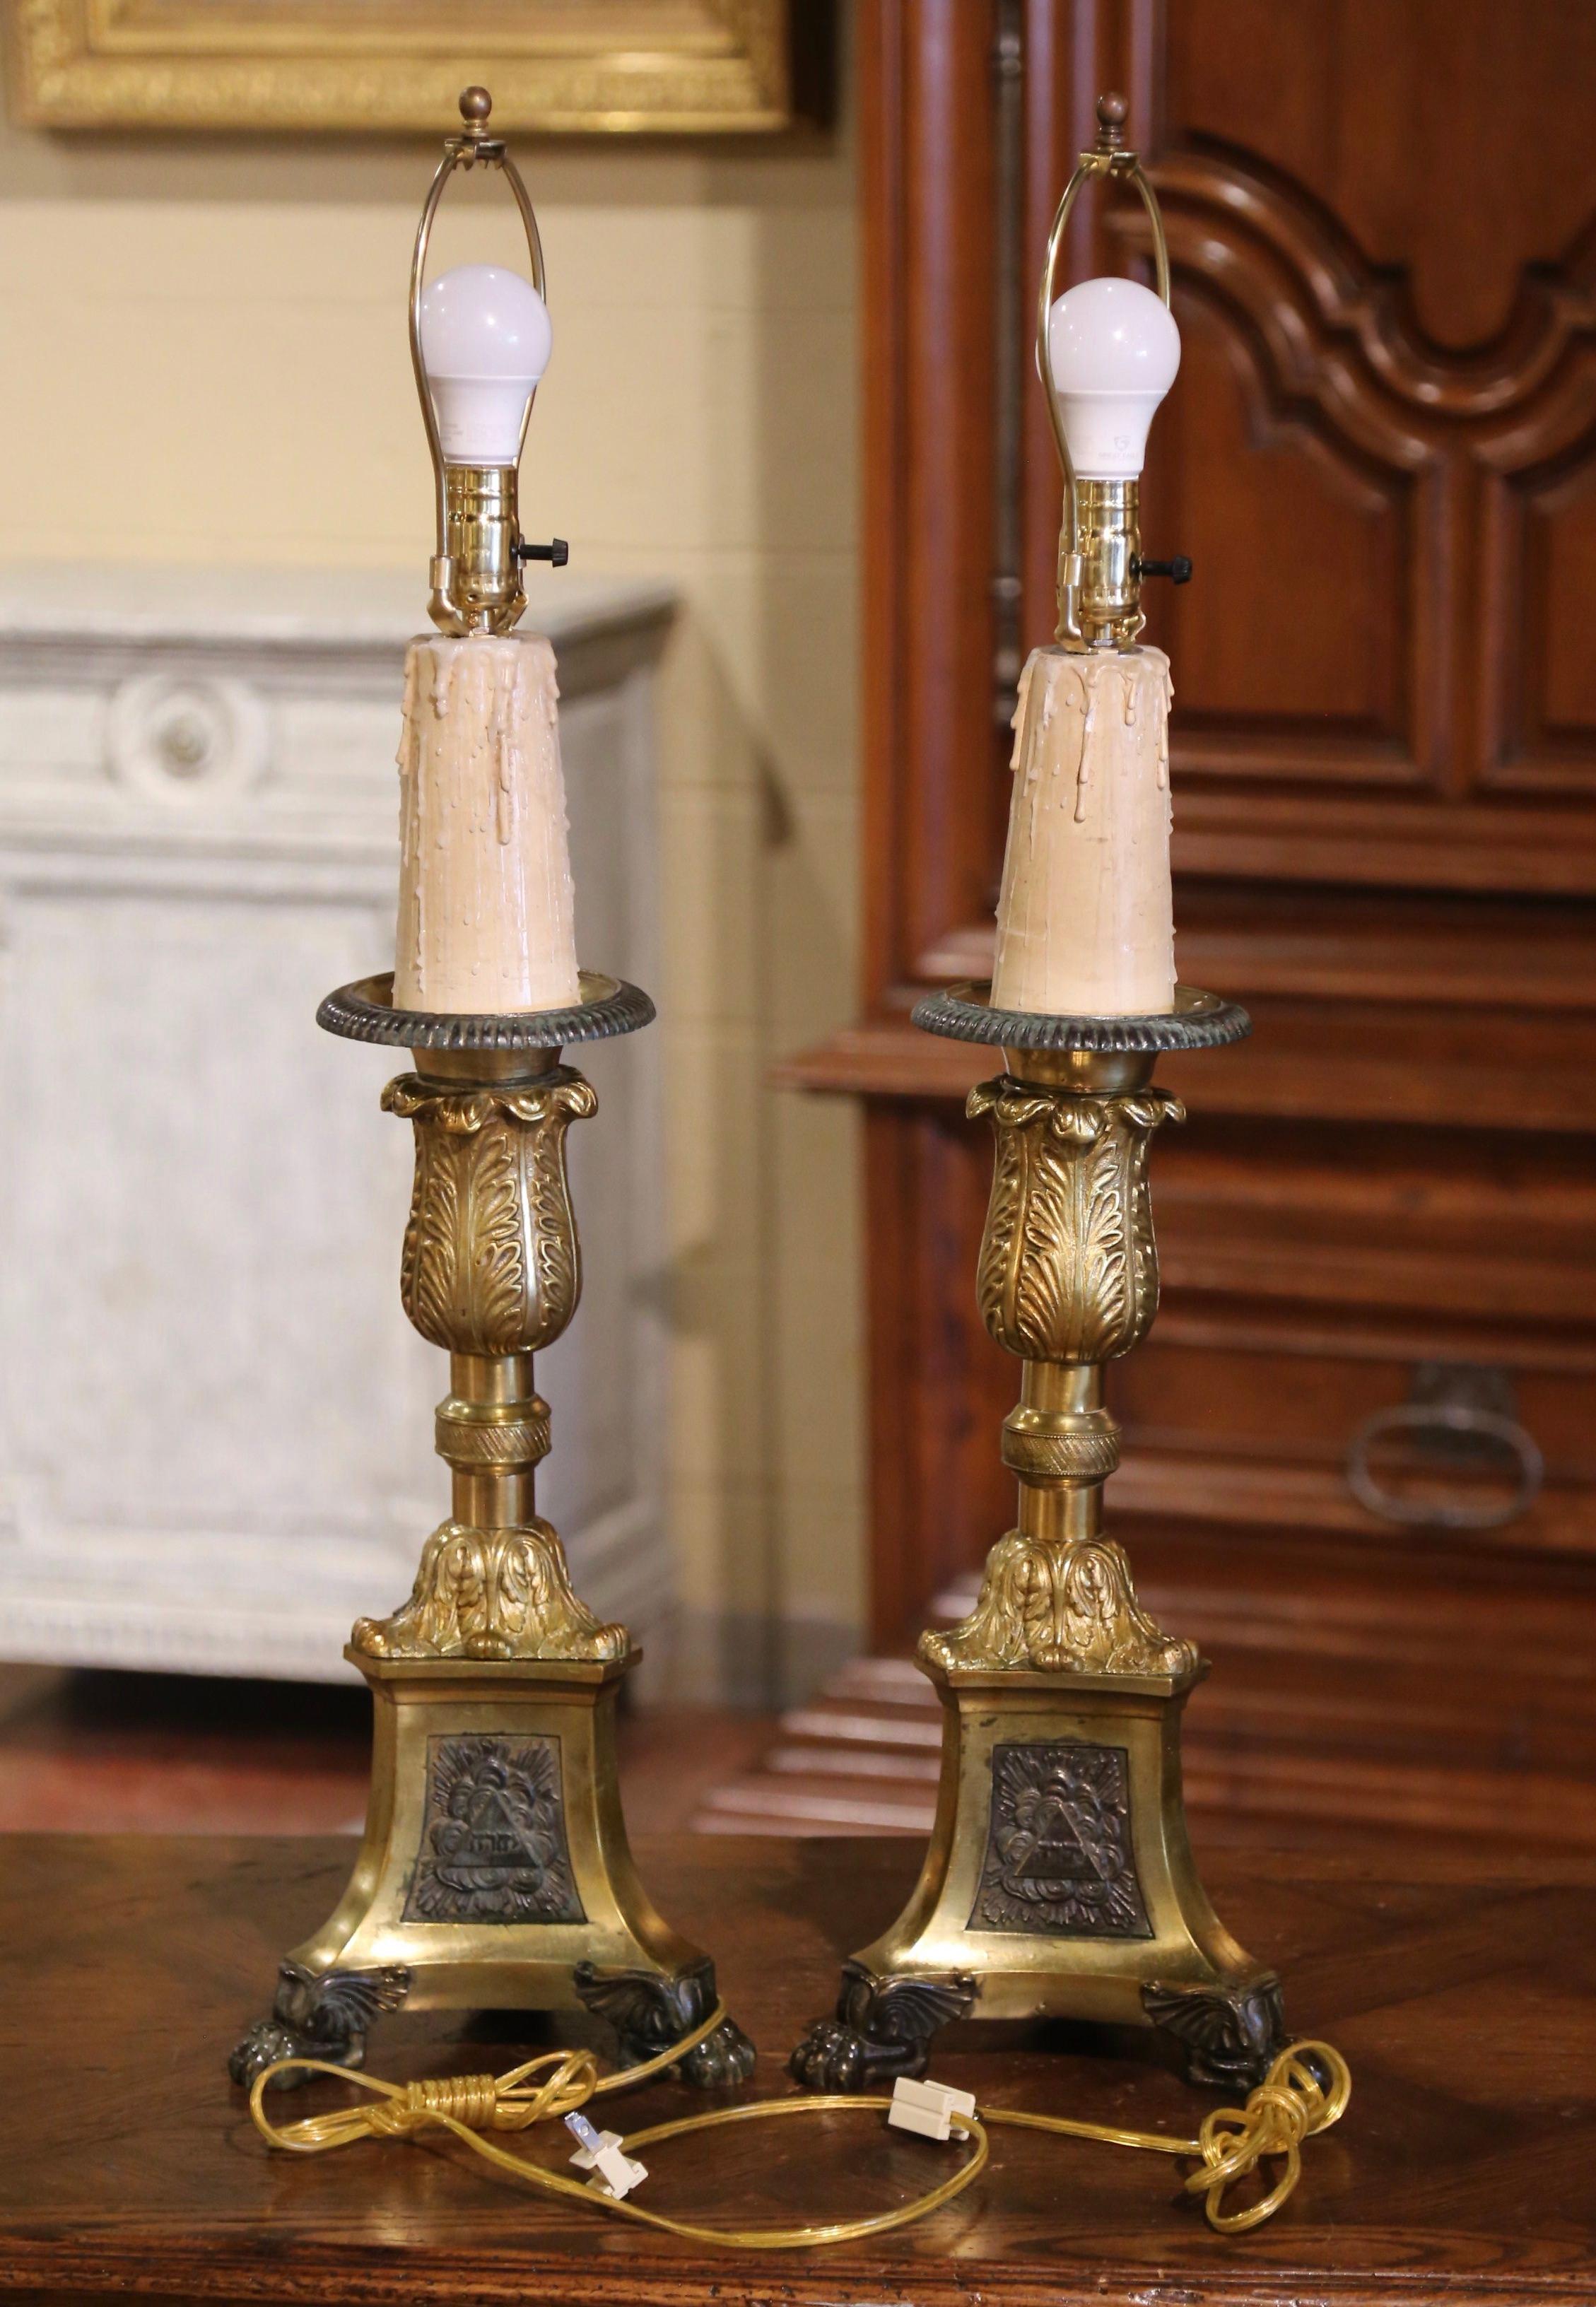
[[977, 2038, 1349, 2234], [1187, 2042, 1351, 2233], [261, 2044, 605, 2151], [250, 2017, 1349, 2247]]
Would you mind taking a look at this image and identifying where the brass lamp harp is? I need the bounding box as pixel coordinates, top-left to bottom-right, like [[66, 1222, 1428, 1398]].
[[1042, 90, 1180, 651], [413, 85, 565, 638]]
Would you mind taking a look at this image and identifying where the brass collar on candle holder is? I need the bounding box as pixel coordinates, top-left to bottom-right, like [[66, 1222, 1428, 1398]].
[[411, 87, 565, 639], [1039, 93, 1175, 654]]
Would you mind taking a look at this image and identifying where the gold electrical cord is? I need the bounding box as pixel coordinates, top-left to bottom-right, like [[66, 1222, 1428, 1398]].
[[250, 2014, 1349, 2246], [250, 2005, 989, 2251], [981, 2041, 1351, 2235]]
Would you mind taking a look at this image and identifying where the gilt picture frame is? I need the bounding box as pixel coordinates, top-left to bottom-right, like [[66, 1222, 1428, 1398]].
[[4, 0, 803, 133]]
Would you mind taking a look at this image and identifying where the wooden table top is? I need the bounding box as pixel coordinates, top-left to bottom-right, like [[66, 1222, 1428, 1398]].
[[0, 1833, 1592, 2306]]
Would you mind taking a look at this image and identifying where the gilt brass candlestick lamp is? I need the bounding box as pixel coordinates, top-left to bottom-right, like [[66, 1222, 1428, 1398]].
[[791, 97, 1289, 2098], [231, 90, 753, 2094]]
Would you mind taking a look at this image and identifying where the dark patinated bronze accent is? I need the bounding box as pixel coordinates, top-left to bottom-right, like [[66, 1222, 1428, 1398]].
[[228, 1958, 411, 2091], [912, 980, 1252, 1054], [317, 969, 654, 1051], [787, 1959, 979, 2091], [404, 1734, 583, 1925], [1142, 1973, 1289, 2089], [575, 1954, 757, 2087], [972, 1740, 1151, 1938]]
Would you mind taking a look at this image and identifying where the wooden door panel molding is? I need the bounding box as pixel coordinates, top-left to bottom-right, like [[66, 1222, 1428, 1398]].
[[1127, 154, 1450, 795], [860, 0, 999, 1009], [1120, 1343, 1596, 1467], [1154, 1301, 1596, 1384], [1157, 0, 1596, 361], [868, 0, 1596, 1002], [785, 993, 1596, 1134], [1169, 792, 1596, 893], [1480, 441, 1596, 797], [1125, 147, 1596, 826], [916, 881, 1596, 1009], [848, 2, 1596, 1694], [1146, 147, 1596, 424], [1144, 279, 1428, 788], [1007, 10, 1596, 870], [864, 1102, 1011, 1641], [1110, 1445, 1596, 1563]]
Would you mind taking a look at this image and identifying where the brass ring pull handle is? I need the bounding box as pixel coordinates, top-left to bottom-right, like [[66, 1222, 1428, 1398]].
[[1345, 1397, 1544, 1532]]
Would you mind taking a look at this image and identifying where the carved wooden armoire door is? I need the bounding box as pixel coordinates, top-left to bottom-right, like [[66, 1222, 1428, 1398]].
[[783, 0, 1596, 1847]]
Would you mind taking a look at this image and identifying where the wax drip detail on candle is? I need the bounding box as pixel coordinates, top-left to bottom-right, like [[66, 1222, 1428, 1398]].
[[1075, 682, 1097, 823], [990, 645, 1175, 1018], [394, 631, 580, 1015]]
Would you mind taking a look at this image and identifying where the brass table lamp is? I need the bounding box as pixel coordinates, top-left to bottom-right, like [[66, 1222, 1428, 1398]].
[[230, 92, 753, 2093], [790, 98, 1291, 2097]]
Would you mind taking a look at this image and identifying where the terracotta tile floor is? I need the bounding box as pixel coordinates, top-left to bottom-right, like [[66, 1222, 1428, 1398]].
[[0, 1665, 776, 1838]]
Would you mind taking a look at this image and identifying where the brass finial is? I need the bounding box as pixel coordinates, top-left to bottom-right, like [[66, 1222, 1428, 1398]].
[[459, 85, 493, 136], [1094, 90, 1127, 152]]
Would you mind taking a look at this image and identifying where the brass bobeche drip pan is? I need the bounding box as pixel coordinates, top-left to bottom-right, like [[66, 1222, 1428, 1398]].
[[317, 970, 655, 1050], [913, 980, 1250, 1052]]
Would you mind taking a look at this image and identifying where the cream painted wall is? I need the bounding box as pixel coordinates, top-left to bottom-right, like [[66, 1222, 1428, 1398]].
[[0, 81, 864, 1700]]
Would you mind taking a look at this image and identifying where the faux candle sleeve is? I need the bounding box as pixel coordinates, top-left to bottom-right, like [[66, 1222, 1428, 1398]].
[[990, 644, 1175, 1017], [393, 630, 581, 1016]]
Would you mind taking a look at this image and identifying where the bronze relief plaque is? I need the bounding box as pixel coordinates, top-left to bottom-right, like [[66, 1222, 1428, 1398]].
[[405, 1734, 585, 1925], [971, 1740, 1151, 1938]]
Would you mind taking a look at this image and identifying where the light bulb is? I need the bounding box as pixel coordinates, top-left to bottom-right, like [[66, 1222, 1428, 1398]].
[[1047, 275, 1180, 481], [418, 262, 552, 465]]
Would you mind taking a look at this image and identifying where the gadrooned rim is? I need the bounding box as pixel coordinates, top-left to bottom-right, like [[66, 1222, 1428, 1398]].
[[911, 981, 1252, 1052], [317, 970, 655, 1049]]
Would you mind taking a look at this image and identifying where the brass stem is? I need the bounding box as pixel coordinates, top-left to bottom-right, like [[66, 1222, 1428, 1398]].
[[1014, 1363, 1105, 1546], [414, 1045, 560, 1088], [453, 1351, 534, 1406], [1003, 1045, 1158, 1094], [444, 1351, 542, 1529]]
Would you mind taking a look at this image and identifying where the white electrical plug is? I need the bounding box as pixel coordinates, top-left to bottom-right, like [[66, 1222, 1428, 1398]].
[[888, 2074, 978, 2143], [565, 2111, 648, 2200]]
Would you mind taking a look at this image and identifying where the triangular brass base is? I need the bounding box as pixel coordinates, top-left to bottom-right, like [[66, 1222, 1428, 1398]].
[[231, 1648, 755, 2091], [790, 1654, 1285, 2092]]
